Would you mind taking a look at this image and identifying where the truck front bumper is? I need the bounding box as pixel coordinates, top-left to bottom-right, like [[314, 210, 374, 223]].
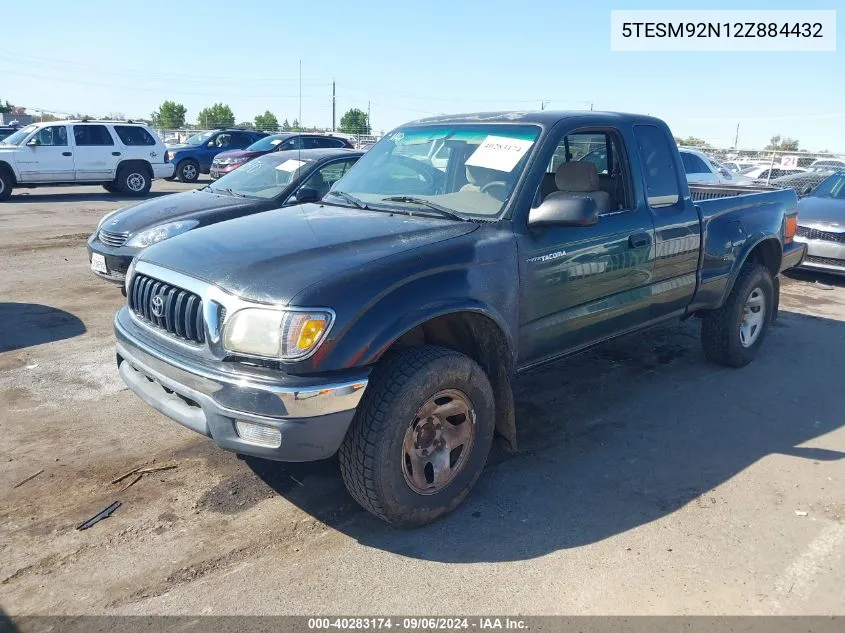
[[114, 308, 369, 461]]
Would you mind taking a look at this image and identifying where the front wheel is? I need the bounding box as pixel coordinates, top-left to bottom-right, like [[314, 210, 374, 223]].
[[116, 165, 152, 196], [701, 263, 774, 367], [0, 168, 13, 201], [339, 345, 495, 527], [176, 160, 199, 183]]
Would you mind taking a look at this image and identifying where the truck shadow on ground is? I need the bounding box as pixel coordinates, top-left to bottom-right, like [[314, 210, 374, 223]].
[[244, 310, 844, 563], [10, 190, 174, 204], [0, 303, 86, 352]]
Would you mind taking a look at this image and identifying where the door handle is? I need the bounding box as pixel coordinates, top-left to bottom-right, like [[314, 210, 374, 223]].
[[62, 151, 72, 157], [112, 151, 121, 156], [628, 233, 651, 249]]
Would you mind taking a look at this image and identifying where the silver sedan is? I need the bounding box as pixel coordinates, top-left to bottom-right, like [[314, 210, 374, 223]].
[[794, 171, 845, 274]]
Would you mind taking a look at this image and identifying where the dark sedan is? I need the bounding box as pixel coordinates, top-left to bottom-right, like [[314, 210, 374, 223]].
[[88, 148, 363, 288], [210, 133, 354, 179], [765, 168, 837, 197], [793, 171, 845, 274]]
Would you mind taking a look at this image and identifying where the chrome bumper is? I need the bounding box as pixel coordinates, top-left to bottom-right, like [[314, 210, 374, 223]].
[[115, 308, 368, 461], [794, 237, 845, 274]]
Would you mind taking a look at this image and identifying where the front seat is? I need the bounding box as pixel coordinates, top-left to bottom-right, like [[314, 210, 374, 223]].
[[461, 165, 508, 200], [546, 162, 611, 214]]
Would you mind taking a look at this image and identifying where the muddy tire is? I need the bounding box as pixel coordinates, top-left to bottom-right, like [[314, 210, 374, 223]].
[[176, 159, 199, 183], [701, 263, 774, 368], [339, 345, 495, 527], [0, 166, 13, 201], [116, 164, 151, 196]]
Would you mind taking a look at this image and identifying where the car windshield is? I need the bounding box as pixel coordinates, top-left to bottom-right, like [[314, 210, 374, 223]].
[[185, 131, 215, 146], [327, 123, 541, 219], [206, 154, 314, 199], [0, 124, 37, 146], [247, 134, 289, 152], [810, 172, 845, 200]]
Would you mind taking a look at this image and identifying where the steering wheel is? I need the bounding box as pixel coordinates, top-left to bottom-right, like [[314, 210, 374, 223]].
[[480, 180, 508, 199]]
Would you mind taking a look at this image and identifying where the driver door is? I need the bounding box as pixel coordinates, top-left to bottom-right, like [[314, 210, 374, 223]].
[[18, 125, 75, 183]]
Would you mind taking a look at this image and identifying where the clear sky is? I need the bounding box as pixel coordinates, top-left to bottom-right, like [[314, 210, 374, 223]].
[[1, 0, 841, 151]]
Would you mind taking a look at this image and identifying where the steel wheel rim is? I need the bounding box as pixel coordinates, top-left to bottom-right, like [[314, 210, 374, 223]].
[[739, 287, 766, 348], [127, 173, 145, 192], [401, 388, 476, 495], [0, 178, 5, 194], [182, 164, 197, 180]]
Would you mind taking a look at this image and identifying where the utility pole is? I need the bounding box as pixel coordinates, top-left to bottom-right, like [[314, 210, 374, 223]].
[[367, 101, 371, 134], [540, 99, 550, 110], [298, 59, 302, 131], [332, 80, 336, 132], [590, 101, 594, 111], [733, 123, 740, 149]]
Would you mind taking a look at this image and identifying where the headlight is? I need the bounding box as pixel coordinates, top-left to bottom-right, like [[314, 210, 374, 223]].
[[125, 258, 137, 294], [218, 156, 248, 165], [222, 308, 333, 361], [125, 220, 198, 248], [97, 207, 125, 230]]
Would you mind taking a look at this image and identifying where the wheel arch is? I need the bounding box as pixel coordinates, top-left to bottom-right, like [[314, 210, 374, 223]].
[[721, 235, 781, 305], [378, 307, 518, 452], [116, 158, 152, 177], [0, 160, 17, 183]]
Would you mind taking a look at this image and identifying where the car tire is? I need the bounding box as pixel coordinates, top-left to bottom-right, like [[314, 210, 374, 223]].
[[116, 164, 152, 196], [0, 166, 13, 201], [177, 160, 199, 183], [701, 262, 774, 368], [102, 183, 119, 193], [339, 345, 495, 528]]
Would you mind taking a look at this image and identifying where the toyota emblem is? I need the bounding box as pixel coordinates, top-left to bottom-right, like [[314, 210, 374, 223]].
[[151, 295, 165, 318]]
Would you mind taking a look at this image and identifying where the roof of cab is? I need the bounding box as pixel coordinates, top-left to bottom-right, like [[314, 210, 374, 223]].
[[407, 110, 667, 128]]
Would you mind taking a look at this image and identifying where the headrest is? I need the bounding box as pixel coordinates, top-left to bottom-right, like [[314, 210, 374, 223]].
[[465, 164, 505, 187], [555, 162, 599, 192]]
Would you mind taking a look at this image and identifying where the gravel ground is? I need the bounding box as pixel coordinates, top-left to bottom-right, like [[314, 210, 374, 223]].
[[0, 182, 843, 616]]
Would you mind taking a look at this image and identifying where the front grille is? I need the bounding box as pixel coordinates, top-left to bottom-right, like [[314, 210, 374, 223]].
[[99, 230, 129, 247], [806, 255, 845, 268], [796, 226, 845, 243], [128, 274, 205, 344]]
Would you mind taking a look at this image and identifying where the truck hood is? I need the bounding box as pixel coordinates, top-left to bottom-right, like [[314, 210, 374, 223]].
[[214, 149, 262, 161], [166, 144, 190, 151], [139, 203, 477, 303], [102, 189, 257, 234], [797, 196, 845, 230]]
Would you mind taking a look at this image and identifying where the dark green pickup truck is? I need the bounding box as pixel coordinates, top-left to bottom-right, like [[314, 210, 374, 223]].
[[115, 111, 805, 526]]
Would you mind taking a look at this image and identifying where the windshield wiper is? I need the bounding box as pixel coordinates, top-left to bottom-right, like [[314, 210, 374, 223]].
[[380, 196, 467, 221], [325, 190, 368, 209]]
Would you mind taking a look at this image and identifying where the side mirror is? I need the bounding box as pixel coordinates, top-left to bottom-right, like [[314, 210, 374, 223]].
[[207, 141, 216, 148], [26, 138, 40, 147], [294, 187, 321, 204], [528, 195, 599, 228]]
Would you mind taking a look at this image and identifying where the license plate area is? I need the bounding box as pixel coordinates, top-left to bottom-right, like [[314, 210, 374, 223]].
[[91, 253, 108, 274]]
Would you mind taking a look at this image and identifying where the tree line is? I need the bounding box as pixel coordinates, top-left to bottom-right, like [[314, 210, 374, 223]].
[[149, 101, 371, 134]]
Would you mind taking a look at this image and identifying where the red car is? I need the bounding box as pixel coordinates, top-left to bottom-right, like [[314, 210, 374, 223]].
[[210, 132, 354, 178]]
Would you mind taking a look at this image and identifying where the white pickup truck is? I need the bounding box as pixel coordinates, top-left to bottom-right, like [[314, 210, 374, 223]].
[[0, 120, 174, 201]]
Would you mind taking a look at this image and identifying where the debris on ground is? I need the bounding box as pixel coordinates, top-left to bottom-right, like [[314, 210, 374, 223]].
[[794, 510, 809, 517], [138, 465, 177, 475], [77, 501, 121, 530], [12, 469, 44, 489], [110, 465, 142, 485], [118, 474, 143, 493], [25, 363, 38, 370]]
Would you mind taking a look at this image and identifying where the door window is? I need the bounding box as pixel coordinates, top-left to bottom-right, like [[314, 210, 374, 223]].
[[73, 125, 114, 146], [680, 152, 709, 174], [299, 159, 359, 198], [33, 126, 68, 147], [229, 132, 253, 149], [282, 137, 303, 150], [114, 125, 157, 146], [633, 125, 680, 207]]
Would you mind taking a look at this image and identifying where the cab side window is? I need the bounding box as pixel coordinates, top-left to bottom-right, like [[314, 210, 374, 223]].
[[633, 125, 680, 208], [680, 152, 708, 174], [299, 158, 359, 199], [74, 125, 114, 146], [33, 125, 68, 147]]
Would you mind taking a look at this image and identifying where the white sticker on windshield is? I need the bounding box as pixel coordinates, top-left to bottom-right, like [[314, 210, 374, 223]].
[[276, 159, 306, 172], [465, 135, 534, 172], [270, 139, 283, 146]]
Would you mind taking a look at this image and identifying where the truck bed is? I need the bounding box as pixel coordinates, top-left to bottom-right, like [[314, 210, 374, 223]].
[[689, 183, 777, 201]]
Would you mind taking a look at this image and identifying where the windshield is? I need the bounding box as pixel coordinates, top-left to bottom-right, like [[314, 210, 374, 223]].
[[328, 123, 541, 218], [0, 124, 37, 146], [185, 131, 214, 146], [811, 172, 845, 199], [247, 134, 289, 152], [207, 154, 313, 199]]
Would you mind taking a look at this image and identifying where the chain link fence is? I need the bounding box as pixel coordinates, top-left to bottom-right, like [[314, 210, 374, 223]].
[[153, 127, 382, 149], [677, 144, 845, 196]]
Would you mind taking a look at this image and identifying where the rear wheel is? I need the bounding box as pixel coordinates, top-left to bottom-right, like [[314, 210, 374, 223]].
[[0, 167, 13, 201], [177, 160, 199, 183], [102, 183, 119, 193], [339, 345, 495, 527], [701, 263, 774, 367], [116, 164, 151, 196]]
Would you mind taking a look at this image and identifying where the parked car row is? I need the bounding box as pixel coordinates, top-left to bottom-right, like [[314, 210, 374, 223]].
[[88, 110, 807, 527]]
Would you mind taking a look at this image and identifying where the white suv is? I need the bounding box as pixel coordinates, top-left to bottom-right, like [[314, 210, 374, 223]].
[[0, 120, 174, 201]]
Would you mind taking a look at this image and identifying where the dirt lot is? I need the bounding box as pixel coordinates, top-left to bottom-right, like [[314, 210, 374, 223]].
[[1, 182, 843, 616]]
